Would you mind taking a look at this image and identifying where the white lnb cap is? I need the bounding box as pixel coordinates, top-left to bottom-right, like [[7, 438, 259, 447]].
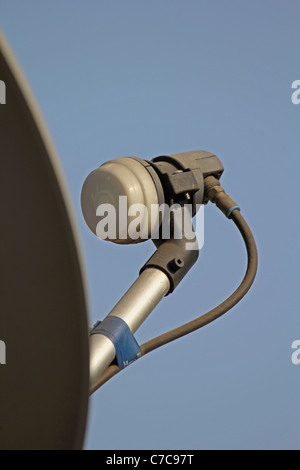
[[81, 157, 164, 244]]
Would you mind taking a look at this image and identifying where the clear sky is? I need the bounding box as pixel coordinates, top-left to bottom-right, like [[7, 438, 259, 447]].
[[1, 0, 300, 450]]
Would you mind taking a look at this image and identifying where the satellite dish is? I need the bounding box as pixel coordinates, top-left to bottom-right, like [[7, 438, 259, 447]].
[[0, 31, 90, 449]]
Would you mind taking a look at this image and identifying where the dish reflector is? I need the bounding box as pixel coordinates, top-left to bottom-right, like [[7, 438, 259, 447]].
[[0, 31, 89, 449]]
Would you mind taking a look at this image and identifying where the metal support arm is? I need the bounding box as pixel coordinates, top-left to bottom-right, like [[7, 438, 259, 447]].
[[89, 268, 170, 391], [89, 210, 200, 393]]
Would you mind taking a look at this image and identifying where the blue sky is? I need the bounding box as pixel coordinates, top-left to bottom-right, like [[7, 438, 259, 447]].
[[1, 0, 300, 450]]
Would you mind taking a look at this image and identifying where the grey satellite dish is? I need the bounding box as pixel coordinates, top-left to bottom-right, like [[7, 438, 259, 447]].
[[0, 31, 90, 449]]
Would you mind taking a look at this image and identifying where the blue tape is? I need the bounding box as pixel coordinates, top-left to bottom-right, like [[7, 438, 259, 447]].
[[90, 316, 141, 369], [226, 205, 240, 219]]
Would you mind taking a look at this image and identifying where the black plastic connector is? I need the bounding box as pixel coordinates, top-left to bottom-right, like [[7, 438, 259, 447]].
[[148, 150, 224, 214], [140, 207, 199, 294]]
